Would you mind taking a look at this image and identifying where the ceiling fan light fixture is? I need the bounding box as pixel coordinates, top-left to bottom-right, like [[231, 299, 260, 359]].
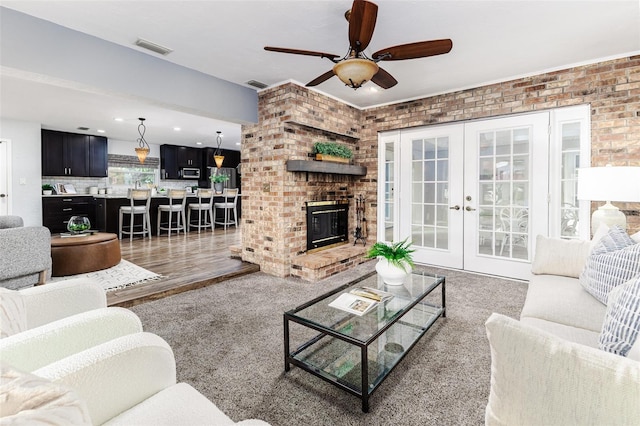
[[333, 58, 379, 89]]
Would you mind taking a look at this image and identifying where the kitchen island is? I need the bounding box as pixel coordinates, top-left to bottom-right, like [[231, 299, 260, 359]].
[[43, 193, 241, 235]]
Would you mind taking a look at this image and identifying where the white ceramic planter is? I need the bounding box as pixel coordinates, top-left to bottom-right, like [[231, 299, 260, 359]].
[[375, 259, 410, 285]]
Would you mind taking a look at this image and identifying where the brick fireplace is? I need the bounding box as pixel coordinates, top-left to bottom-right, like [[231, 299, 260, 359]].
[[239, 83, 375, 280]]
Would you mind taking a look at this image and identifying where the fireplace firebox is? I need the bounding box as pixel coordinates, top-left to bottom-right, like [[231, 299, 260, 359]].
[[306, 200, 349, 252]]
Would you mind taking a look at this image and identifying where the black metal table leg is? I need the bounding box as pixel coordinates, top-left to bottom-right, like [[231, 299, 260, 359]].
[[284, 314, 290, 372]]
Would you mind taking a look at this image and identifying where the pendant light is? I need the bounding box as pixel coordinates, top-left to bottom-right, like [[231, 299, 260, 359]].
[[214, 131, 224, 168], [135, 117, 150, 164]]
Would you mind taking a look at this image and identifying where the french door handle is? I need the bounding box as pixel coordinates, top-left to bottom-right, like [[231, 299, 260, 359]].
[[449, 205, 460, 210], [465, 206, 476, 211]]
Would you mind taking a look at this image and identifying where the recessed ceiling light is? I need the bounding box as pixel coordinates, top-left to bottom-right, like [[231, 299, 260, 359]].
[[235, 142, 241, 146], [173, 127, 181, 131], [196, 141, 202, 145], [369, 87, 378, 93], [114, 117, 124, 122], [97, 129, 106, 133]]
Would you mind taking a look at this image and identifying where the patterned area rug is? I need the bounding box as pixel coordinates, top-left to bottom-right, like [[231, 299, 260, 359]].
[[50, 260, 162, 292]]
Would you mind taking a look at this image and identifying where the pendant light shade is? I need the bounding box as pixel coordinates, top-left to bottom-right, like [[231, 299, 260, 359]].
[[135, 117, 150, 164], [214, 131, 224, 168]]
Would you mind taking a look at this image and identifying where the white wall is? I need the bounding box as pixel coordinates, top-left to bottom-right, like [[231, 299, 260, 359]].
[[0, 118, 42, 225]]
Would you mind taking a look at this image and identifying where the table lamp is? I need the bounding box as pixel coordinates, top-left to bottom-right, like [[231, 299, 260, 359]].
[[577, 165, 640, 234]]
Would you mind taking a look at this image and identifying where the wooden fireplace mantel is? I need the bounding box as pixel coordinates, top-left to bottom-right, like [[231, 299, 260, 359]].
[[286, 160, 367, 176]]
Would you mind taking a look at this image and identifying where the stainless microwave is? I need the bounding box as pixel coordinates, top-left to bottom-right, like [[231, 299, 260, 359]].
[[181, 168, 200, 179]]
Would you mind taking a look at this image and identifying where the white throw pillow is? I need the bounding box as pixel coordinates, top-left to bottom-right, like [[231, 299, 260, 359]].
[[599, 276, 640, 356], [0, 363, 90, 424], [485, 313, 640, 426], [631, 230, 640, 244], [531, 235, 591, 278], [0, 288, 27, 338], [590, 223, 610, 252], [580, 226, 640, 304]]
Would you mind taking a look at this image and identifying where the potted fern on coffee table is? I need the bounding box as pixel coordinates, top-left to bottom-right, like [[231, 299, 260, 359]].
[[366, 238, 415, 285]]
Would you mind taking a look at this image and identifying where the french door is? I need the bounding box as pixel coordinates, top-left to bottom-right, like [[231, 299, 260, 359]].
[[379, 112, 551, 280]]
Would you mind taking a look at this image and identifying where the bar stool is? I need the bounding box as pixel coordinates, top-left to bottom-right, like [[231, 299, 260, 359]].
[[187, 189, 214, 233], [119, 189, 152, 241], [213, 188, 239, 230], [157, 189, 187, 236]]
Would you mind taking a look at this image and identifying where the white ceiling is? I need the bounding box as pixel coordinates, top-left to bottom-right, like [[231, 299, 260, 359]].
[[1, 0, 639, 149]]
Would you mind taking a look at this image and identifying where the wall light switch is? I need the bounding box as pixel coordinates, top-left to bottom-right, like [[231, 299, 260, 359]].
[[19, 178, 26, 185]]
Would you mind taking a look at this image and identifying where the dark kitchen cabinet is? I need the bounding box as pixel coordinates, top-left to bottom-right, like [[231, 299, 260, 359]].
[[88, 135, 108, 177], [41, 130, 107, 177], [160, 144, 180, 179], [42, 196, 95, 234], [177, 146, 200, 168]]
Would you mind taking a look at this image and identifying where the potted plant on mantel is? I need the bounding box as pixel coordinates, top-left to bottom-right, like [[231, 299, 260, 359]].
[[313, 142, 353, 164], [210, 173, 229, 194], [42, 184, 54, 195], [366, 238, 415, 285]]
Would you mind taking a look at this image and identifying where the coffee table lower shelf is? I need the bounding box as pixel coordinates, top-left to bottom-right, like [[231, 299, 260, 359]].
[[284, 273, 445, 412]]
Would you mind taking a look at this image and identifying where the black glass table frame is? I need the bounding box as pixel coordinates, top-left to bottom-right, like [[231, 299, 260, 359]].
[[283, 270, 446, 412]]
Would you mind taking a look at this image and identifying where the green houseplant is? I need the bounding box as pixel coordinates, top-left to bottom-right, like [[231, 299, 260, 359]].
[[313, 142, 353, 163], [366, 238, 415, 285], [42, 184, 54, 195], [210, 173, 229, 193]]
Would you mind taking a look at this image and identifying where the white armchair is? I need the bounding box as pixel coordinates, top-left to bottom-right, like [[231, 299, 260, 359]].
[[0, 278, 142, 372], [4, 332, 271, 425]]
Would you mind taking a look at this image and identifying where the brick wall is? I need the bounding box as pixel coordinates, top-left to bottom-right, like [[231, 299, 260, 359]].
[[242, 56, 640, 277]]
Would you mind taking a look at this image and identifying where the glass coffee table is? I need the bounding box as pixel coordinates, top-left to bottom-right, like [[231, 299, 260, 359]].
[[284, 269, 445, 412]]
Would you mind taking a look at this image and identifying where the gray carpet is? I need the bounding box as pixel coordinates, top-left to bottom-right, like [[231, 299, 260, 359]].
[[130, 261, 528, 426]]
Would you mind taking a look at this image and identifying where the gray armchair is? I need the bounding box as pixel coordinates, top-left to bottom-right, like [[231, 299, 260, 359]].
[[0, 215, 52, 290]]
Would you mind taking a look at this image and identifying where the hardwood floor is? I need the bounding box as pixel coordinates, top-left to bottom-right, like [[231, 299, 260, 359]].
[[107, 226, 259, 307]]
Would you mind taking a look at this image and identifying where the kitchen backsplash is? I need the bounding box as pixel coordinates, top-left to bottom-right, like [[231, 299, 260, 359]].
[[42, 176, 205, 196]]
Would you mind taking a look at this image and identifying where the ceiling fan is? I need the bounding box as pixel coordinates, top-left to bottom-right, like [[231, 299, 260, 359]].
[[264, 0, 453, 90]]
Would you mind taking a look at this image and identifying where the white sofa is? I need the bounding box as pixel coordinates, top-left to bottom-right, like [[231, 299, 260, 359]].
[[485, 231, 640, 425]]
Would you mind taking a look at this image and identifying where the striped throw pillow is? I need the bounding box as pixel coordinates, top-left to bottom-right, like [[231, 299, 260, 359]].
[[599, 276, 640, 356], [591, 225, 636, 255], [580, 243, 640, 304]]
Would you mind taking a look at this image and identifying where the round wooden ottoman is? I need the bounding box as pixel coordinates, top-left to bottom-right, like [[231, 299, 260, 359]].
[[51, 232, 121, 277]]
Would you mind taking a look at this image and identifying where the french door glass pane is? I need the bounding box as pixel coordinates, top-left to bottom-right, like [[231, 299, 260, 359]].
[[384, 142, 395, 241], [412, 137, 449, 250], [560, 122, 581, 238], [477, 128, 530, 259]]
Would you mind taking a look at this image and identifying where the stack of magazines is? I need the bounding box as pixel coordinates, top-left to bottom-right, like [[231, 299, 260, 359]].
[[328, 287, 394, 316]]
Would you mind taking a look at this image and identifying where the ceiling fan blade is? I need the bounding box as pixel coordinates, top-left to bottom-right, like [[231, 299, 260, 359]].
[[371, 67, 397, 89], [264, 46, 340, 61], [306, 70, 335, 87], [348, 0, 378, 53], [373, 39, 453, 61]]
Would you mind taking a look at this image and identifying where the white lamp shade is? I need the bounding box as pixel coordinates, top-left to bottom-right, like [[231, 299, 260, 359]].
[[577, 166, 640, 202]]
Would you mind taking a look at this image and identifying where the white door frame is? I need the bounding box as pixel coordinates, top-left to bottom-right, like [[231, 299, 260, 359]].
[[0, 139, 12, 216]]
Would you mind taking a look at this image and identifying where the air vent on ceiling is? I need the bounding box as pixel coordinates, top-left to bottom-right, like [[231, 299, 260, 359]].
[[77, 127, 90, 131], [246, 80, 269, 89], [135, 38, 173, 56]]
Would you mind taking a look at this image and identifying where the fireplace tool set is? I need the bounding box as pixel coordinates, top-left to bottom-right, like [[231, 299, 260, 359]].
[[353, 194, 367, 246]]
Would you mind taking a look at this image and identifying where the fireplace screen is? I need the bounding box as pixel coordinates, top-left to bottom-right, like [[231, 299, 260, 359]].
[[306, 200, 349, 252]]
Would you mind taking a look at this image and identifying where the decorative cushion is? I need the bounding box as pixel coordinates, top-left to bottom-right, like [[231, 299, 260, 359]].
[[631, 230, 640, 244], [590, 225, 635, 255], [531, 235, 591, 278], [0, 362, 90, 424], [580, 226, 640, 304], [599, 276, 640, 356], [0, 288, 27, 338], [590, 223, 610, 251]]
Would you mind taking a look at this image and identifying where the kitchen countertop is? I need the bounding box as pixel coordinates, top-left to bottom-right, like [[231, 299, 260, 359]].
[[44, 193, 240, 199]]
